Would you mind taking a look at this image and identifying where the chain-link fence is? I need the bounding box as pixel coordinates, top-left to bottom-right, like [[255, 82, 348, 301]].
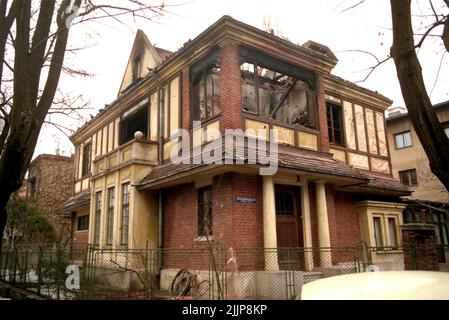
[[0, 242, 418, 300], [0, 244, 86, 299]]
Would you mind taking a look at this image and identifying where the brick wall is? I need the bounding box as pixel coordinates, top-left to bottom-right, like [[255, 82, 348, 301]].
[[28, 155, 74, 242], [219, 42, 243, 132], [401, 225, 438, 271], [315, 72, 329, 152], [333, 191, 360, 248], [181, 68, 190, 131], [163, 173, 263, 270]]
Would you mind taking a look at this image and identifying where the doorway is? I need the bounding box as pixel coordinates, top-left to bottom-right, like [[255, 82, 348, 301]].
[[275, 185, 304, 269]]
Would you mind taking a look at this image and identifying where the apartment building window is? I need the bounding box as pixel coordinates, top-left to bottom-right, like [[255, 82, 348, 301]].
[[394, 131, 412, 149], [94, 191, 102, 246], [373, 217, 383, 248], [388, 218, 398, 248], [106, 187, 115, 247], [399, 169, 418, 185], [77, 215, 89, 231], [119, 106, 148, 145], [275, 192, 294, 215], [120, 183, 130, 246], [81, 143, 91, 177], [198, 186, 213, 236], [326, 102, 343, 145]]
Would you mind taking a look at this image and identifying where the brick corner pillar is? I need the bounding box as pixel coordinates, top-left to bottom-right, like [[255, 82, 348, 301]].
[[400, 223, 438, 271], [315, 72, 329, 152], [181, 67, 191, 131], [220, 41, 243, 132]]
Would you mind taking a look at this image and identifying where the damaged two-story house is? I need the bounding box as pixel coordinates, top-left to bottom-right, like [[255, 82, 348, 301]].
[[63, 16, 410, 272]]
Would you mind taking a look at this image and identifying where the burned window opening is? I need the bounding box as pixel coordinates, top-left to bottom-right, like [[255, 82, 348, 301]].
[[119, 106, 148, 145], [241, 61, 315, 128], [192, 62, 221, 122]]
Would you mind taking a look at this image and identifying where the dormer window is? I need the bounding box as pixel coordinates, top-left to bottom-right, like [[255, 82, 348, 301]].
[[132, 54, 141, 81]]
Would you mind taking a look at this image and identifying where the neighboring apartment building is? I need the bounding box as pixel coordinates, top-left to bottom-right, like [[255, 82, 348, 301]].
[[63, 16, 410, 271], [26, 154, 74, 243], [386, 102, 449, 253]]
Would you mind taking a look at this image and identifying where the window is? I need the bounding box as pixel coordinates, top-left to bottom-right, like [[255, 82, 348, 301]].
[[132, 54, 141, 81], [94, 192, 102, 246], [28, 177, 36, 198], [388, 218, 398, 248], [275, 192, 294, 215], [198, 186, 213, 236], [119, 106, 148, 145], [399, 169, 418, 185], [81, 143, 91, 177], [326, 102, 344, 145], [106, 187, 115, 246], [120, 183, 130, 246], [394, 131, 412, 149], [192, 66, 221, 122], [77, 215, 89, 231], [240, 61, 314, 128], [373, 217, 383, 248], [428, 211, 449, 246], [444, 127, 449, 138]]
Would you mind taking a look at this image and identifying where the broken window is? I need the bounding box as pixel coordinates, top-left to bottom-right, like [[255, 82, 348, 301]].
[[241, 61, 312, 127], [192, 65, 221, 122], [119, 105, 148, 145]]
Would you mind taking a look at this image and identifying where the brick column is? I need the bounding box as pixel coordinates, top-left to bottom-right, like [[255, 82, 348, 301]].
[[400, 224, 438, 271], [220, 42, 243, 132], [181, 68, 191, 131], [315, 72, 329, 152]]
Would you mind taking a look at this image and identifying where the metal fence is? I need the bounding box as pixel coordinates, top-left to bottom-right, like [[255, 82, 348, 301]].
[[0, 242, 417, 300]]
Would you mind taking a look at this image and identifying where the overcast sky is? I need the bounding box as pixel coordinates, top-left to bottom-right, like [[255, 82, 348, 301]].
[[35, 0, 449, 157]]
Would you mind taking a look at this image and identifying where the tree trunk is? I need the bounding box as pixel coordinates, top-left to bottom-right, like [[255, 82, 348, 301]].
[[390, 0, 449, 192]]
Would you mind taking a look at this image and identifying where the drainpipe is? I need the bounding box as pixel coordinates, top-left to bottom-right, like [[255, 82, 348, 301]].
[[150, 68, 165, 276]]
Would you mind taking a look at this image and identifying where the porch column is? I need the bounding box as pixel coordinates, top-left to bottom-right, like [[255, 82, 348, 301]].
[[263, 175, 279, 271], [315, 181, 332, 268], [300, 178, 314, 271]]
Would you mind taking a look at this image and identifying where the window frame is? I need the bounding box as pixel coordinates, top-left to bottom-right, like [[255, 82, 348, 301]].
[[120, 183, 130, 247], [81, 143, 92, 178], [77, 215, 89, 231], [373, 216, 384, 249], [119, 104, 149, 145], [94, 191, 102, 247], [399, 169, 418, 186], [198, 186, 213, 237], [394, 130, 412, 149], [326, 101, 344, 146], [106, 187, 115, 247]]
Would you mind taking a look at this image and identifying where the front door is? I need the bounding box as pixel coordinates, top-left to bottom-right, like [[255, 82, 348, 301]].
[[275, 186, 303, 269]]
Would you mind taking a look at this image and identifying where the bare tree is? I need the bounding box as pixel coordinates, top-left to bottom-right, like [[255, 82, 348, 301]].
[[390, 0, 449, 192], [340, 0, 449, 192], [0, 0, 173, 256]]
